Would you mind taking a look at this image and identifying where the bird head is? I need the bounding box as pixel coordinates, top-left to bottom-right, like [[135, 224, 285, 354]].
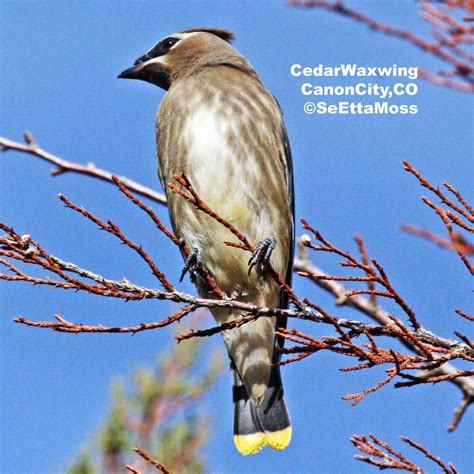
[[118, 28, 256, 90]]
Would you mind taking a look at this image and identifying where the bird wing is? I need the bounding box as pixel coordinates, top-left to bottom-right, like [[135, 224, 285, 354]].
[[274, 98, 295, 352]]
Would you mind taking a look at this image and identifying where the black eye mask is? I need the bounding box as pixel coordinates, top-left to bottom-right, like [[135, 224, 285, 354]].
[[134, 37, 180, 65]]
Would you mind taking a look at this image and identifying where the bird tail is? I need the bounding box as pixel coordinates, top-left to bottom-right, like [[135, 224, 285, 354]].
[[232, 362, 291, 455]]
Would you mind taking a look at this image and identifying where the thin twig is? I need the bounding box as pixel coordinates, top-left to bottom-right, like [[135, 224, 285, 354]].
[[133, 447, 171, 474]]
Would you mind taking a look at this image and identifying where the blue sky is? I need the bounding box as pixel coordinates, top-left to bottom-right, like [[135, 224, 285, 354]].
[[1, 1, 473, 473]]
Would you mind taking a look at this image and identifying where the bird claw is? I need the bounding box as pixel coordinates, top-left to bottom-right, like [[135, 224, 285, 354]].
[[248, 237, 276, 274], [180, 247, 203, 282]]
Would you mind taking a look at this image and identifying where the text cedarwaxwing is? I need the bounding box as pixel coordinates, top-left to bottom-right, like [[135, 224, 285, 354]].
[[119, 28, 294, 455]]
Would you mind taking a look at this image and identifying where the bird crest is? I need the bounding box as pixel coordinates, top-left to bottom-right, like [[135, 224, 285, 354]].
[[179, 27, 235, 42]]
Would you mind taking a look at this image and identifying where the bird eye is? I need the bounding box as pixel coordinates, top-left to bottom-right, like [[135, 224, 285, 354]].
[[162, 37, 179, 51]]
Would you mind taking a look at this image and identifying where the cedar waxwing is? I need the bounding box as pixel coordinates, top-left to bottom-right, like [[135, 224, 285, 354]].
[[119, 28, 294, 455]]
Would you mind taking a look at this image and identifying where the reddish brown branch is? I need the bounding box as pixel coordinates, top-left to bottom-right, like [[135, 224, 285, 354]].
[[355, 234, 378, 307], [400, 436, 456, 474], [111, 175, 225, 298], [455, 307, 474, 322], [352, 433, 458, 473], [424, 197, 474, 274], [132, 447, 170, 474], [352, 433, 424, 472], [443, 179, 474, 215], [58, 193, 175, 291], [125, 465, 142, 474], [14, 306, 195, 334], [404, 160, 474, 223], [417, 68, 474, 92], [402, 160, 473, 275], [276, 316, 473, 406], [169, 172, 252, 249], [401, 223, 474, 255], [0, 133, 167, 204], [448, 392, 471, 432], [293, 238, 474, 427], [300, 217, 421, 330], [395, 369, 474, 387], [111, 175, 179, 245], [176, 314, 259, 342]]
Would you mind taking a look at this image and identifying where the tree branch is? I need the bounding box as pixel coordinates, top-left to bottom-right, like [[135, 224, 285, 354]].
[[0, 133, 167, 205]]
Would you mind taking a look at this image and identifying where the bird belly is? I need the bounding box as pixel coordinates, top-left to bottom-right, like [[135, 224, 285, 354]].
[[175, 105, 276, 298]]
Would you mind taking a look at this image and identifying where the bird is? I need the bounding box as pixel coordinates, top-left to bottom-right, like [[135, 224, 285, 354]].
[[118, 28, 294, 455]]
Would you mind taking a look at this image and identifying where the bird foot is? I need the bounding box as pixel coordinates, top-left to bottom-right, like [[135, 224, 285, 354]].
[[180, 247, 203, 282], [248, 237, 276, 274]]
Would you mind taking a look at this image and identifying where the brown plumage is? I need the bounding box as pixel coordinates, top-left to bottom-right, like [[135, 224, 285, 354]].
[[119, 28, 294, 454]]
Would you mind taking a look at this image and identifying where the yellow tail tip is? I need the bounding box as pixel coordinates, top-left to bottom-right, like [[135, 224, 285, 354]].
[[234, 432, 266, 455], [264, 426, 292, 451], [234, 427, 292, 455]]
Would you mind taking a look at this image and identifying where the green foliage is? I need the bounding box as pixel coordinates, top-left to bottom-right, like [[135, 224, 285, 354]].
[[97, 383, 131, 455], [67, 450, 95, 474], [68, 318, 224, 473], [155, 415, 208, 474]]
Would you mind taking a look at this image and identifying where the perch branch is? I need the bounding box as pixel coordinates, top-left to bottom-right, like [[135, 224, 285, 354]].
[[1, 139, 472, 430]]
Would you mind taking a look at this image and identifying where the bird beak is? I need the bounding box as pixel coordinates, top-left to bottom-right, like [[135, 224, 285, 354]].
[[117, 64, 145, 80]]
